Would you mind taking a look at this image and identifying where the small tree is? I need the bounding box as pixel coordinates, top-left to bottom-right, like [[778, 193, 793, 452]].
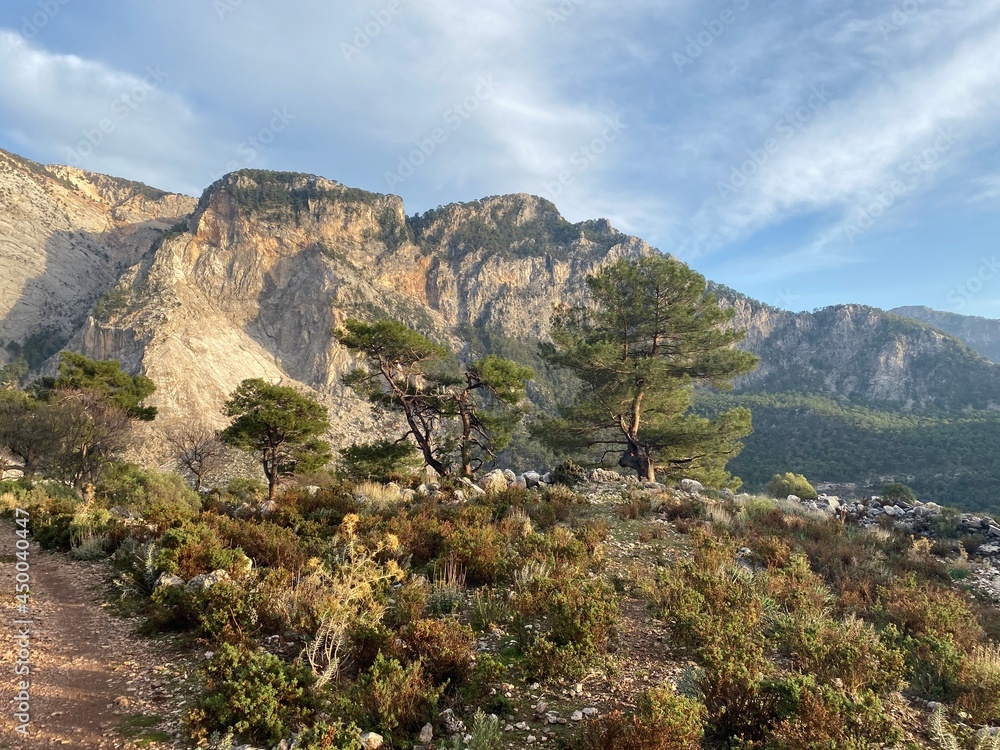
[[167, 424, 227, 491], [881, 482, 916, 504], [221, 379, 332, 501], [33, 352, 157, 420], [2, 354, 156, 489], [338, 440, 422, 483], [335, 320, 533, 478], [537, 255, 758, 484], [767, 472, 818, 500]]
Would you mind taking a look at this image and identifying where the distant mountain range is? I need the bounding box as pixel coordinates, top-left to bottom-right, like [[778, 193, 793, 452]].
[[890, 305, 1000, 363], [1, 147, 998, 510]]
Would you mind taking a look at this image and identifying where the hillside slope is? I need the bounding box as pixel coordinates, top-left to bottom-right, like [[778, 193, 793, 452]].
[[2, 151, 999, 508], [0, 149, 194, 366], [892, 305, 1000, 363]]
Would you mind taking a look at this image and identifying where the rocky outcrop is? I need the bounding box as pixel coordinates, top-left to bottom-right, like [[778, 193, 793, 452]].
[[716, 288, 1000, 410], [0, 149, 194, 364], [891, 305, 1000, 364], [67, 171, 653, 441]]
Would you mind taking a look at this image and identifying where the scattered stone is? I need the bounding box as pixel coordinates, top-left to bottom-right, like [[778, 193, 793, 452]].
[[155, 573, 185, 589], [419, 723, 434, 744], [439, 708, 466, 735], [571, 711, 584, 722]]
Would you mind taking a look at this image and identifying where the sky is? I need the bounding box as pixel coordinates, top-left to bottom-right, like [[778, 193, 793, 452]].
[[2, 0, 1000, 317]]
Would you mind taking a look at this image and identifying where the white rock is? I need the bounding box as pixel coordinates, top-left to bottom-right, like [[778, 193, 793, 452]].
[[185, 569, 230, 593], [155, 573, 185, 589], [787, 495, 801, 503], [360, 732, 384, 750], [680, 478, 704, 493], [419, 723, 434, 743], [479, 469, 509, 494], [570, 711, 584, 722]]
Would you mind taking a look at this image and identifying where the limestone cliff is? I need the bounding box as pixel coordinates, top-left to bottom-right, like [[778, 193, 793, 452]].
[[891, 305, 1000, 364], [0, 149, 194, 366], [69, 171, 652, 440]]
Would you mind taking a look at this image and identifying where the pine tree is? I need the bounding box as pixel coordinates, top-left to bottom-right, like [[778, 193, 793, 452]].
[[537, 255, 758, 485]]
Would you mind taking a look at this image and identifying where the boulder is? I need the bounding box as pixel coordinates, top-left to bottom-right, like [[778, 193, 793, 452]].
[[459, 477, 487, 497], [503, 469, 518, 484], [524, 471, 542, 488], [479, 470, 509, 494], [360, 732, 384, 750], [439, 709, 466, 735], [418, 723, 434, 744], [185, 569, 230, 593], [680, 478, 704, 493], [787, 495, 801, 503]]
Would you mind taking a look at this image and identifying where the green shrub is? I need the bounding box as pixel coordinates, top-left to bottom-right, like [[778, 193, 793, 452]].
[[214, 516, 310, 571], [583, 687, 705, 749], [186, 644, 316, 745], [297, 720, 363, 750], [96, 463, 201, 529], [358, 654, 443, 738], [957, 644, 1000, 724], [768, 680, 901, 750], [552, 459, 588, 486], [156, 523, 243, 579], [767, 472, 818, 500], [881, 482, 917, 504], [337, 440, 421, 482], [400, 618, 475, 686]]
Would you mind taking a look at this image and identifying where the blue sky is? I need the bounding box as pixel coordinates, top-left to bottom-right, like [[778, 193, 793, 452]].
[[2, 0, 1000, 317]]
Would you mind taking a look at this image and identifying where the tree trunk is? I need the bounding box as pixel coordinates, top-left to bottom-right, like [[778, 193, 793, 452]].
[[619, 442, 656, 483]]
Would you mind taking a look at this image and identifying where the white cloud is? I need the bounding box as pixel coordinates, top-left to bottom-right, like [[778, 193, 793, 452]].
[[0, 30, 212, 193]]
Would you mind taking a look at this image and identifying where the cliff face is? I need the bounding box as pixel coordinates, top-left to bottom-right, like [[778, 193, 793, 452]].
[[0, 149, 194, 365], [717, 290, 1000, 410], [891, 306, 1000, 364], [69, 171, 652, 438], [3, 152, 998, 445]]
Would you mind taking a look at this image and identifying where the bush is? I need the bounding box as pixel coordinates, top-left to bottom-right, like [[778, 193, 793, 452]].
[[357, 654, 443, 738], [877, 575, 985, 700], [583, 687, 705, 749], [338, 440, 421, 482], [400, 618, 475, 686], [767, 472, 818, 500], [156, 523, 243, 580], [297, 720, 363, 750], [186, 644, 316, 745], [214, 516, 311, 572], [552, 459, 588, 486], [96, 463, 201, 529], [881, 482, 917, 504], [957, 644, 1000, 724]]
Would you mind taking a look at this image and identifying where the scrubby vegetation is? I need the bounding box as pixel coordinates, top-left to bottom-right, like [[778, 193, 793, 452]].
[[4, 467, 999, 749]]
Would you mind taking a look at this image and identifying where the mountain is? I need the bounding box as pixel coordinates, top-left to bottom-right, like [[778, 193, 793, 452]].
[[1, 150, 998, 510], [0, 148, 195, 367], [890, 305, 1000, 363]]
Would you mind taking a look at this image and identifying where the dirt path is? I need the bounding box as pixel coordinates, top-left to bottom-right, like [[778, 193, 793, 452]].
[[0, 520, 193, 749]]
